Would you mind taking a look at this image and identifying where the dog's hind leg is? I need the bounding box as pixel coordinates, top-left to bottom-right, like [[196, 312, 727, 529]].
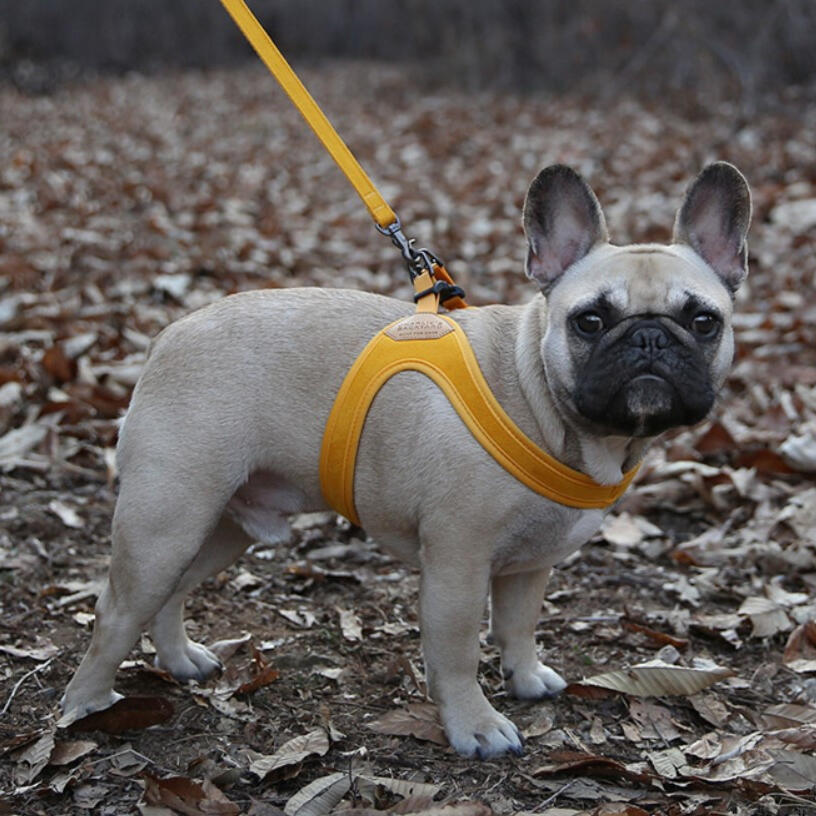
[[60, 478, 228, 724], [149, 514, 253, 681]]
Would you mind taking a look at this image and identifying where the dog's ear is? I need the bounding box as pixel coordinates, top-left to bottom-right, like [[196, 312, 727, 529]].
[[523, 165, 608, 293], [673, 162, 752, 293]]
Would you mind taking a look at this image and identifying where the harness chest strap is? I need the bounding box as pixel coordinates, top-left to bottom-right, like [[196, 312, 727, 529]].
[[319, 274, 639, 526]]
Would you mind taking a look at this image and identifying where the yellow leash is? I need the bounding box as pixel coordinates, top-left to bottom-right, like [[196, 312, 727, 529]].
[[218, 0, 467, 308], [218, 1, 639, 521], [219, 0, 395, 228]]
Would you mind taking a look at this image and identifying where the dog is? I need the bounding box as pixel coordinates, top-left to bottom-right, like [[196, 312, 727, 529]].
[[61, 162, 751, 758]]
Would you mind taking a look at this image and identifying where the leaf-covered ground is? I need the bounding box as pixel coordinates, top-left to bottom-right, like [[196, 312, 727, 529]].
[[1, 64, 816, 815]]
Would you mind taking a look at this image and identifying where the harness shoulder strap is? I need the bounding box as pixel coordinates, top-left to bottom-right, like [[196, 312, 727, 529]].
[[319, 276, 638, 526]]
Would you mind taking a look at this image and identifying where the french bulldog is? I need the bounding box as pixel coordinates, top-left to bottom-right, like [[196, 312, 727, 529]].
[[61, 162, 751, 758]]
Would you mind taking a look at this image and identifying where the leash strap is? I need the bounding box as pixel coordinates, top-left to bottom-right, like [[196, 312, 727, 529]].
[[219, 0, 468, 309], [219, 0, 396, 229]]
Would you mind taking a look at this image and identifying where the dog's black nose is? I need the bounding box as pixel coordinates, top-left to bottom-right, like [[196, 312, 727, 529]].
[[630, 325, 669, 352]]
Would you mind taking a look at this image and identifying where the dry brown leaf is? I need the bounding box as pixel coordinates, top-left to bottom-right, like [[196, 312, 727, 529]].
[[248, 728, 330, 780], [628, 699, 683, 741], [737, 596, 793, 637], [48, 739, 98, 766], [11, 730, 56, 786], [768, 723, 816, 750], [142, 774, 239, 816], [532, 750, 654, 785], [646, 747, 691, 779], [589, 807, 650, 816], [766, 748, 816, 791], [46, 499, 84, 528], [620, 619, 689, 650], [67, 696, 174, 734], [42, 343, 77, 382], [336, 606, 363, 642], [684, 732, 722, 760], [283, 772, 351, 816], [208, 633, 252, 661], [600, 513, 644, 547], [355, 773, 441, 801], [578, 660, 733, 697], [761, 703, 816, 730], [782, 620, 816, 673], [0, 641, 60, 661], [236, 658, 280, 695], [365, 702, 448, 746], [688, 693, 730, 727]]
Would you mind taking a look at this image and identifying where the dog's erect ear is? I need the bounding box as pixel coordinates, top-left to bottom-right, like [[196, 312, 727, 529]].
[[523, 165, 609, 293], [673, 162, 752, 293]]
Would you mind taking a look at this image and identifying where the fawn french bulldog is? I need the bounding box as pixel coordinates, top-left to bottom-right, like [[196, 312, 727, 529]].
[[62, 163, 750, 757]]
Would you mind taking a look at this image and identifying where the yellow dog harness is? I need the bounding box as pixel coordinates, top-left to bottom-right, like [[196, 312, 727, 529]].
[[320, 272, 639, 526]]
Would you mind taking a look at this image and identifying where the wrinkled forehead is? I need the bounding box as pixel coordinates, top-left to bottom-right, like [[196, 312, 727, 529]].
[[550, 244, 733, 316]]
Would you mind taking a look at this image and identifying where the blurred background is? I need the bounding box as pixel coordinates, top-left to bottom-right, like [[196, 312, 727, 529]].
[[2, 0, 815, 110]]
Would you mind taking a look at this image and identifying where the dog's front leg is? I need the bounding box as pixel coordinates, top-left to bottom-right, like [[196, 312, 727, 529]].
[[489, 568, 567, 700], [419, 553, 523, 758]]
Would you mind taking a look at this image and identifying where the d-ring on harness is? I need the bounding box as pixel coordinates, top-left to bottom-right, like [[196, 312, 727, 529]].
[[219, 0, 639, 526]]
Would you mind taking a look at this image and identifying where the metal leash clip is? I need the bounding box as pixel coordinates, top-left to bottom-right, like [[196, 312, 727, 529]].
[[376, 218, 466, 306], [376, 217, 436, 280]]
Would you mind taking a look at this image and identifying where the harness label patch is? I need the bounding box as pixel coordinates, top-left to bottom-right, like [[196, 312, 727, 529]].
[[385, 314, 455, 341]]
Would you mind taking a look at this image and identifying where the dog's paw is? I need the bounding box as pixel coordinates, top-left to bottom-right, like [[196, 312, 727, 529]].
[[57, 689, 124, 728], [443, 705, 524, 759], [156, 640, 222, 683], [505, 661, 567, 700]]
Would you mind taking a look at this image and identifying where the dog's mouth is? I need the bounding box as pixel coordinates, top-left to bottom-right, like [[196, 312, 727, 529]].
[[577, 372, 712, 437]]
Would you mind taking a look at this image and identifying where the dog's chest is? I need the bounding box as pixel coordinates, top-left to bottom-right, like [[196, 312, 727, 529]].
[[492, 505, 606, 575]]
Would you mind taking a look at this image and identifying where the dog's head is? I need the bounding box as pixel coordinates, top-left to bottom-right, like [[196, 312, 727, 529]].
[[523, 163, 751, 438]]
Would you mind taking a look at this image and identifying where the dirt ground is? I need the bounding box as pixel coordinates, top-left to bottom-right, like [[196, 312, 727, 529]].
[[1, 64, 816, 815]]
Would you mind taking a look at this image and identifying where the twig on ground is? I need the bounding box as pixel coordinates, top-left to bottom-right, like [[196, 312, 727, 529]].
[[1, 658, 54, 717]]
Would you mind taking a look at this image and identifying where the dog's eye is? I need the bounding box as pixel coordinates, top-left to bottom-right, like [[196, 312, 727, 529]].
[[574, 312, 604, 336], [691, 313, 719, 336]]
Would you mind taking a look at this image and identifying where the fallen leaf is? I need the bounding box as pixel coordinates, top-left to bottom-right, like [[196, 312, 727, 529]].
[[354, 773, 441, 801], [768, 723, 816, 750], [577, 660, 733, 697], [142, 774, 239, 816], [646, 747, 691, 779], [621, 619, 689, 650], [208, 633, 252, 661], [628, 699, 683, 742], [601, 513, 644, 547], [278, 609, 317, 629], [12, 730, 56, 786], [49, 739, 98, 766], [761, 703, 816, 730], [336, 606, 363, 642], [738, 596, 793, 637], [365, 702, 448, 746], [532, 750, 654, 785], [684, 732, 722, 760], [0, 423, 48, 462], [248, 728, 330, 780], [46, 499, 84, 528], [72, 783, 109, 809], [284, 772, 351, 816], [0, 641, 60, 661], [67, 696, 174, 734], [782, 620, 816, 673], [766, 748, 816, 791]]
